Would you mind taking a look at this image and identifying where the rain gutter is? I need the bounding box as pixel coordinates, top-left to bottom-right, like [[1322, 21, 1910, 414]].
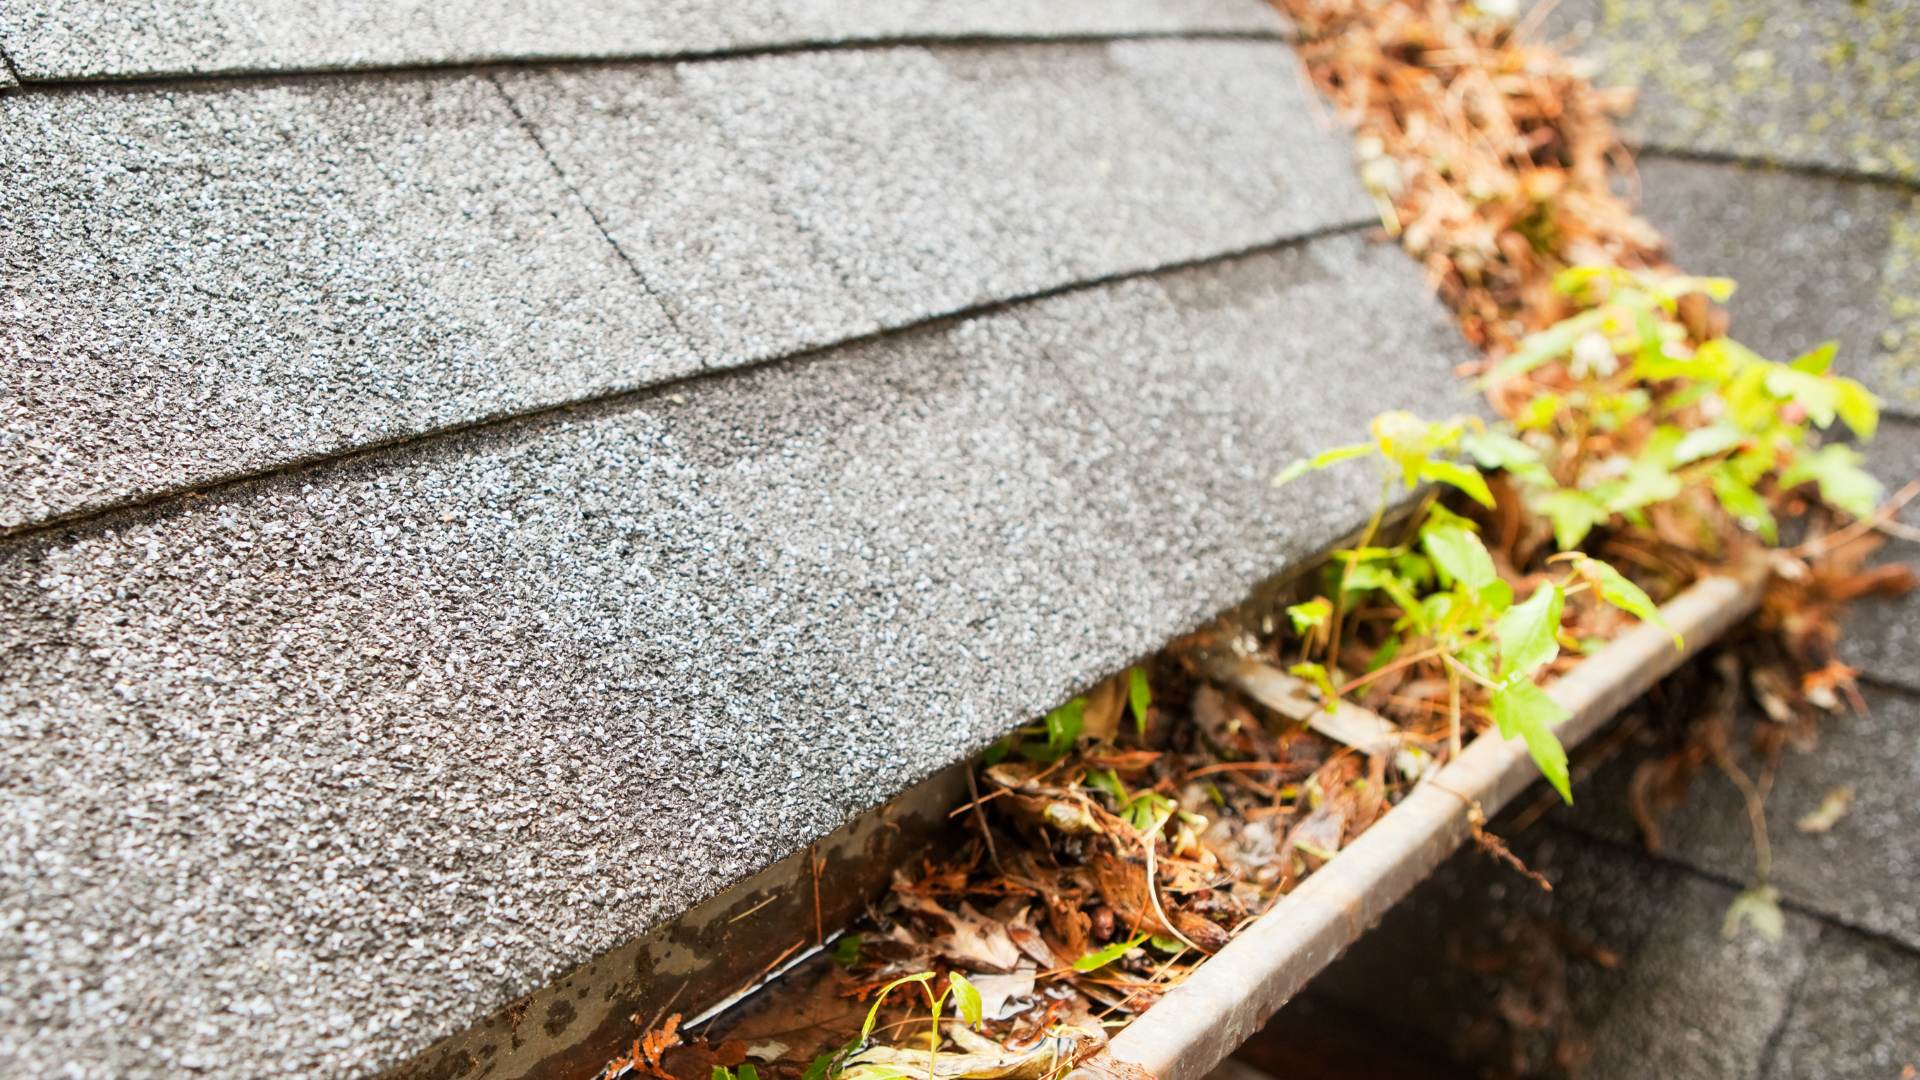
[[1076, 560, 1770, 1079]]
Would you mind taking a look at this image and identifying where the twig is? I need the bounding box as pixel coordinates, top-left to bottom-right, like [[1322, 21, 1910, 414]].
[[966, 766, 1006, 876]]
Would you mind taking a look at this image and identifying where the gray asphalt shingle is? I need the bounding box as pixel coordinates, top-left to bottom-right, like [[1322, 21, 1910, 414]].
[[1, 40, 1373, 534], [0, 74, 692, 534], [1561, 686, 1920, 952], [1762, 930, 1920, 1080], [0, 0, 1284, 81], [505, 41, 1370, 355], [1544, 0, 1920, 183], [0, 236, 1475, 1079]]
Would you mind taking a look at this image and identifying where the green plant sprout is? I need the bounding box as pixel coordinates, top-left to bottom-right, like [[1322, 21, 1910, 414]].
[[1274, 266, 1884, 803], [1281, 419, 1661, 800], [808, 970, 986, 1080]]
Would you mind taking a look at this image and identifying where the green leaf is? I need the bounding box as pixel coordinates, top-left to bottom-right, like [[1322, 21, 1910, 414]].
[[948, 972, 984, 1028], [1462, 430, 1542, 472], [738, 1067, 760, 1080], [1834, 377, 1880, 439], [1285, 597, 1333, 634], [1275, 443, 1372, 486], [1575, 556, 1679, 649], [1782, 443, 1884, 519], [1671, 423, 1744, 465], [1535, 489, 1611, 550], [1490, 677, 1572, 803], [1710, 466, 1778, 543], [1073, 933, 1150, 972], [1148, 934, 1188, 954], [1417, 458, 1496, 508], [1288, 662, 1340, 712], [1490, 308, 1606, 382], [1765, 363, 1841, 428], [1496, 583, 1565, 679], [1420, 523, 1507, 608], [831, 933, 864, 967], [1085, 767, 1127, 804], [1127, 666, 1152, 735], [1602, 457, 1684, 514], [801, 1054, 837, 1080], [1788, 341, 1837, 374], [1020, 698, 1086, 763]]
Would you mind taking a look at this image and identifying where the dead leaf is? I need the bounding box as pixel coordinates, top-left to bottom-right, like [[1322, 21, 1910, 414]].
[[1795, 785, 1855, 834]]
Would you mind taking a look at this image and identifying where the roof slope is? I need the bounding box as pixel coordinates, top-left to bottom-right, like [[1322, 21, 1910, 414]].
[[0, 0, 1283, 80], [0, 6, 1482, 1078], [1, 40, 1367, 532]]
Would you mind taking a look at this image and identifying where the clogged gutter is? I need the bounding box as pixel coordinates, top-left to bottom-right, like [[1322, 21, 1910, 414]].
[[599, 1, 1916, 1077]]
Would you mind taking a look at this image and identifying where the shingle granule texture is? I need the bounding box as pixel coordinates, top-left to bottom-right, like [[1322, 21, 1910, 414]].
[[0, 74, 690, 533], [0, 40, 1372, 534], [499, 39, 1370, 360], [0, 233, 1476, 1079], [0, 0, 1284, 81], [1562, 687, 1920, 953], [1546, 0, 1920, 184], [1762, 930, 1920, 1080]]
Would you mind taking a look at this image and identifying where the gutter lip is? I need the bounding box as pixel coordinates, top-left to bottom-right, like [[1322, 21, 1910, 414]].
[[1079, 560, 1771, 1080]]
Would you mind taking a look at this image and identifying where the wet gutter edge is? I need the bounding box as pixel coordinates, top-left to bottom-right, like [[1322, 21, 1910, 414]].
[[1077, 561, 1770, 1080]]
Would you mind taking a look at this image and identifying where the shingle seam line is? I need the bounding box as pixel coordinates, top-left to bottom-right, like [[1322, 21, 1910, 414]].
[[1754, 921, 1825, 1080], [1636, 145, 1920, 195], [0, 39, 23, 85], [0, 27, 1291, 93], [0, 216, 1378, 547], [1539, 817, 1920, 961], [485, 71, 696, 350]]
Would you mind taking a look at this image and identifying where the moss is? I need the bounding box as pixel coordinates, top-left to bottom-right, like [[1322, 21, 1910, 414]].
[[1571, 0, 1918, 182]]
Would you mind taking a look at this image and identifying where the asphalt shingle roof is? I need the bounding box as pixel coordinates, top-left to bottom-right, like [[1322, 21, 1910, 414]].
[[0, 0, 1285, 81], [1, 234, 1475, 1078], [0, 6, 1484, 1077], [0, 40, 1370, 534]]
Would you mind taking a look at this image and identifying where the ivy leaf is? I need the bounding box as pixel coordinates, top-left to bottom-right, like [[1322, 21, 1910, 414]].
[[1535, 489, 1611, 550], [1574, 556, 1679, 649], [1765, 364, 1841, 427], [1833, 377, 1880, 440], [1073, 932, 1149, 972], [1490, 677, 1572, 803], [1782, 443, 1884, 519], [1417, 458, 1496, 508], [1275, 443, 1372, 486], [1127, 666, 1152, 736], [1496, 583, 1564, 680], [1420, 523, 1508, 609], [948, 972, 984, 1028]]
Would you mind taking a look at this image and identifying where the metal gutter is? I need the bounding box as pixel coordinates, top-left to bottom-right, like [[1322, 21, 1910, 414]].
[[1077, 562, 1770, 1079]]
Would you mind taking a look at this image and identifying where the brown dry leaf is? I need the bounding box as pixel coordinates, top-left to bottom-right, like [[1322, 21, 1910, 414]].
[[1083, 676, 1126, 742]]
